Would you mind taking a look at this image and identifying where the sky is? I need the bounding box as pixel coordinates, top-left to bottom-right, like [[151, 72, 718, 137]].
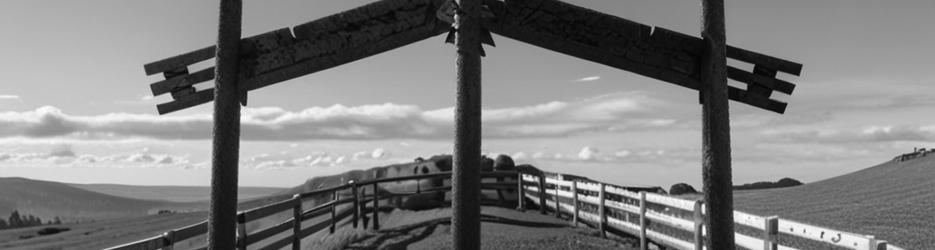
[[1, 0, 934, 188]]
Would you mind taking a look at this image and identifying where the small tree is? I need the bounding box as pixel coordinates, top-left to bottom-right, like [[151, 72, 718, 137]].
[[0, 218, 7, 229], [8, 210, 22, 228]]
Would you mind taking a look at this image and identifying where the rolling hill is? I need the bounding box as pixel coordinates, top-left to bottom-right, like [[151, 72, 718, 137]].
[[733, 155, 935, 249], [0, 177, 203, 222], [67, 183, 285, 203]]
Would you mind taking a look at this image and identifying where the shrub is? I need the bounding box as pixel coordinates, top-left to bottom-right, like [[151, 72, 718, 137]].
[[669, 183, 698, 195], [493, 155, 515, 171]]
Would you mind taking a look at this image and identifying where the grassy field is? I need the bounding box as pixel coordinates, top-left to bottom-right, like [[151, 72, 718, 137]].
[[733, 156, 935, 249], [0, 212, 206, 250]]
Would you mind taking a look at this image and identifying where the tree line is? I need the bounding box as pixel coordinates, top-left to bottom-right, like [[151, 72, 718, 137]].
[[0, 210, 61, 230]]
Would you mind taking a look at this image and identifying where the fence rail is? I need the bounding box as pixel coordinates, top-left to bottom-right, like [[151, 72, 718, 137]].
[[104, 171, 518, 250], [519, 172, 904, 250], [105, 169, 905, 250]]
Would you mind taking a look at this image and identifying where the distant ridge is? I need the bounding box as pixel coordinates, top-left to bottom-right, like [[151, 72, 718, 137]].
[[67, 183, 285, 203], [0, 177, 202, 221], [734, 155, 935, 249]]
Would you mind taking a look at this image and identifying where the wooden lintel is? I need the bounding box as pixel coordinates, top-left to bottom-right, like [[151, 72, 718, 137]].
[[148, 0, 800, 115]]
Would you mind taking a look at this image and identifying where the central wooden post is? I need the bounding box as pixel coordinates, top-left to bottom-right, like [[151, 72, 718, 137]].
[[209, 0, 242, 249], [452, 0, 483, 249], [700, 0, 735, 249]]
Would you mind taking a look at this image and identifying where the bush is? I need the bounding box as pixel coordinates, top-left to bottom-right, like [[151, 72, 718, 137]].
[[669, 183, 698, 195], [493, 155, 515, 171], [37, 227, 70, 236]]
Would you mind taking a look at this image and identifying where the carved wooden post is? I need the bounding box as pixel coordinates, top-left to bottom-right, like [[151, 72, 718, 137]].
[[700, 0, 735, 249], [209, 0, 242, 249], [452, 0, 483, 248], [288, 194, 300, 250]]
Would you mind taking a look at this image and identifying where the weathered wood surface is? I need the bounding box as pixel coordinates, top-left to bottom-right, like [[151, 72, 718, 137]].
[[146, 0, 801, 114], [482, 0, 798, 113], [150, 0, 448, 114]]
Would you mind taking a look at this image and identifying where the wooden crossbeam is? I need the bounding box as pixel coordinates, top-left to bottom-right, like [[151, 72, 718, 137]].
[[143, 0, 802, 115], [482, 0, 801, 113], [145, 0, 448, 114]]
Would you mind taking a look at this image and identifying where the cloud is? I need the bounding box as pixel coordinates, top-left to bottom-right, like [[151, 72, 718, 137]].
[[0, 92, 674, 141], [0, 95, 19, 100], [0, 149, 192, 168], [573, 76, 601, 82], [577, 146, 599, 160], [761, 125, 935, 144]]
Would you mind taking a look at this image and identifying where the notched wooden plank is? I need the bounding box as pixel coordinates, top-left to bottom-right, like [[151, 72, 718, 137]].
[[156, 89, 213, 115], [143, 46, 215, 76], [727, 46, 802, 76], [727, 66, 795, 95], [150, 67, 214, 96]]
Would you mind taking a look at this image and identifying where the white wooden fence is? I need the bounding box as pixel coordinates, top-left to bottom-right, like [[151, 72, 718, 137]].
[[517, 172, 904, 250]]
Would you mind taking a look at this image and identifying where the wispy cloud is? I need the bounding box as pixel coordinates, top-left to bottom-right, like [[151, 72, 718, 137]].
[[573, 76, 601, 82], [0, 92, 676, 141], [0, 95, 20, 100]]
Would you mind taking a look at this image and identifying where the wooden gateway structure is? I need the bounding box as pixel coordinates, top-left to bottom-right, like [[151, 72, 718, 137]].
[[141, 0, 802, 249]]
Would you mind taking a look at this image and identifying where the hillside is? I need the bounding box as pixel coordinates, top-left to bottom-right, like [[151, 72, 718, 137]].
[[68, 183, 286, 203], [0, 177, 202, 222], [733, 155, 935, 249]]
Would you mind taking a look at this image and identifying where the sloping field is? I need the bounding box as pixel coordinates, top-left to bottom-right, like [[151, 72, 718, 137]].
[[0, 177, 203, 221], [734, 156, 935, 249], [0, 212, 206, 250]]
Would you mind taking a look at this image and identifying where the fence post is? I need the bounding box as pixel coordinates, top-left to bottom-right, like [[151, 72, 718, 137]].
[[516, 172, 525, 211], [867, 235, 884, 250], [874, 240, 888, 250], [639, 191, 647, 250], [372, 182, 380, 230], [361, 187, 369, 230], [571, 181, 579, 227], [763, 216, 778, 250], [538, 173, 547, 215], [162, 230, 175, 250], [330, 190, 337, 234], [236, 213, 247, 250], [292, 194, 302, 250], [694, 200, 704, 250], [598, 183, 606, 238], [554, 181, 561, 218], [351, 180, 359, 229]]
